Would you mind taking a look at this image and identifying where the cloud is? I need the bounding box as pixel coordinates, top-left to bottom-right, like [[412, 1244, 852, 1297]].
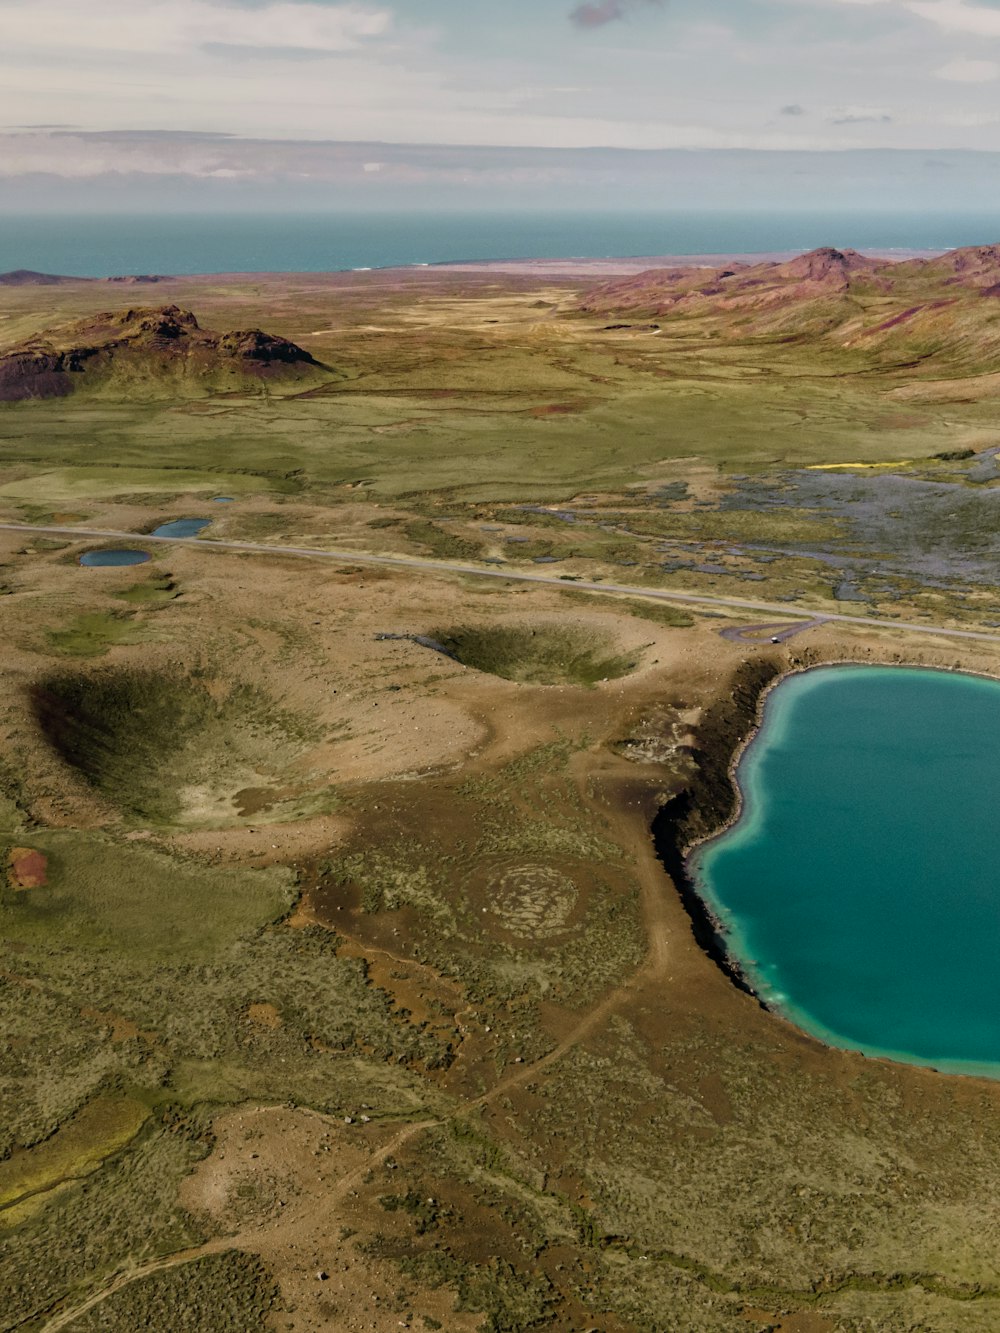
[[903, 0, 1000, 36], [831, 112, 894, 123], [0, 0, 392, 56], [936, 57, 1000, 82], [569, 0, 662, 30], [780, 104, 806, 116], [833, 0, 1000, 37]]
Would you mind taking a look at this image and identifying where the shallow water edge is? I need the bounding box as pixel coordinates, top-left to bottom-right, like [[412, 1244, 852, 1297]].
[[653, 653, 1000, 1079]]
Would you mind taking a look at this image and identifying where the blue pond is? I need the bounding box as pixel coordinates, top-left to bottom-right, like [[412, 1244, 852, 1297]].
[[212, 496, 234, 503], [152, 517, 211, 538], [79, 549, 151, 568], [689, 665, 1000, 1076]]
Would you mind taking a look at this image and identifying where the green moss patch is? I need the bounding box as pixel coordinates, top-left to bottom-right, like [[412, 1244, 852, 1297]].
[[429, 623, 637, 687], [0, 831, 293, 962], [0, 1096, 149, 1227], [114, 573, 179, 607], [45, 612, 150, 658]]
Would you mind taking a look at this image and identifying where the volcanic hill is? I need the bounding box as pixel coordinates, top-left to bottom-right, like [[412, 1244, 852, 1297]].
[[578, 244, 1000, 362], [0, 304, 326, 401]]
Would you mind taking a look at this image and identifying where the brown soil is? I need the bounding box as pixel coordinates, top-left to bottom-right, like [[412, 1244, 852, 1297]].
[[8, 847, 47, 889]]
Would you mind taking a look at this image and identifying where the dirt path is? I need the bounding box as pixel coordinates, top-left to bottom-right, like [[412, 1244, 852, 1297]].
[[36, 1115, 438, 1333], [5, 521, 1000, 645], [467, 813, 672, 1112], [35, 811, 676, 1332]]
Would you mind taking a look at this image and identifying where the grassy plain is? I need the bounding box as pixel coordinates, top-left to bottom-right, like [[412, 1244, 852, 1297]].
[[1, 263, 1000, 1331]]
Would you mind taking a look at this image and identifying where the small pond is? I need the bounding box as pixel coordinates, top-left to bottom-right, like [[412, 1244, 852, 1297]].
[[79, 549, 152, 568], [152, 517, 211, 538]]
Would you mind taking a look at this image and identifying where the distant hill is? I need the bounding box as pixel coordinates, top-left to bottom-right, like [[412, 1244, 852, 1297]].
[[581, 247, 886, 317], [0, 271, 172, 286], [0, 304, 327, 402], [0, 269, 92, 286], [577, 244, 1000, 368]]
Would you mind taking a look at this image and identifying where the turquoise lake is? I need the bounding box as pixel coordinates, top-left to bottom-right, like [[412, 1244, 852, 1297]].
[[689, 666, 1000, 1076]]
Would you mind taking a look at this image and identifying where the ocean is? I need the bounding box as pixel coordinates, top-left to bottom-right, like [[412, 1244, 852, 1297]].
[[2, 210, 999, 278]]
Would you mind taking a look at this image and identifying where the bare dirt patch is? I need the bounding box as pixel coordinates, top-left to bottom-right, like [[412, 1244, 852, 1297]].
[[7, 847, 47, 889]]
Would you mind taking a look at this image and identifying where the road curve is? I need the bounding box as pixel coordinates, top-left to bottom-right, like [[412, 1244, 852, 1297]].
[[5, 521, 1000, 646]]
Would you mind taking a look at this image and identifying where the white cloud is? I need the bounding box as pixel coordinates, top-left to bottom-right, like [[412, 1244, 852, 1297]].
[[0, 0, 392, 56], [936, 56, 1000, 80], [832, 0, 1000, 36], [903, 0, 1000, 36], [3, 0, 1000, 159]]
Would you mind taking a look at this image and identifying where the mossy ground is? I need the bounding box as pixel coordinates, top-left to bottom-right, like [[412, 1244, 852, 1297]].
[[3, 269, 1000, 1331], [430, 624, 638, 686], [45, 611, 150, 657]]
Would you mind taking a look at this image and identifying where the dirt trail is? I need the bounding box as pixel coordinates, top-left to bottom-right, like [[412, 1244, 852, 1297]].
[[35, 810, 676, 1332], [37, 1114, 438, 1333], [467, 812, 672, 1112]]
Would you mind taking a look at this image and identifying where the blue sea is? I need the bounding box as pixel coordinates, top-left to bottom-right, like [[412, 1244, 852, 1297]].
[[690, 665, 1000, 1077], [2, 210, 999, 277]]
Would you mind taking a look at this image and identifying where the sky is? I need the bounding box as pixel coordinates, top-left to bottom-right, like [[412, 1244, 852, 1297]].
[[5, 0, 1000, 210]]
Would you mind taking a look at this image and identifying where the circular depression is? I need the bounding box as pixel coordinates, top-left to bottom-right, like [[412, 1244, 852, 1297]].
[[688, 664, 1000, 1076]]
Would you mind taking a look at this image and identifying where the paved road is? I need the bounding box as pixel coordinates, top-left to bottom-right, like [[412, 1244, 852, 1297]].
[[719, 618, 830, 645], [5, 521, 1000, 647]]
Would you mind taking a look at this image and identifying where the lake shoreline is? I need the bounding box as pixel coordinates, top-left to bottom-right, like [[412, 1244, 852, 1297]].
[[654, 649, 1000, 1076]]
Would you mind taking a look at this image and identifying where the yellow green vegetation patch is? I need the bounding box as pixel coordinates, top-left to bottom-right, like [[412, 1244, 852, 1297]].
[[45, 611, 150, 658], [430, 622, 639, 687], [0, 1096, 149, 1229], [0, 831, 294, 962], [114, 573, 180, 607], [0, 467, 270, 502]]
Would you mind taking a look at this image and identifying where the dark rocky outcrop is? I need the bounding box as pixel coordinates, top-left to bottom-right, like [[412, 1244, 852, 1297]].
[[651, 658, 782, 985], [658, 657, 782, 851], [0, 305, 323, 401], [215, 328, 318, 364], [0, 347, 98, 402], [105, 274, 172, 284]]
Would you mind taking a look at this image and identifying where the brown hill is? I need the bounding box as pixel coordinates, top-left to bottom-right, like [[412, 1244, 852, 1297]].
[[577, 242, 1000, 358], [0, 305, 325, 402], [579, 246, 889, 323], [892, 244, 1000, 294], [768, 246, 882, 283]]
